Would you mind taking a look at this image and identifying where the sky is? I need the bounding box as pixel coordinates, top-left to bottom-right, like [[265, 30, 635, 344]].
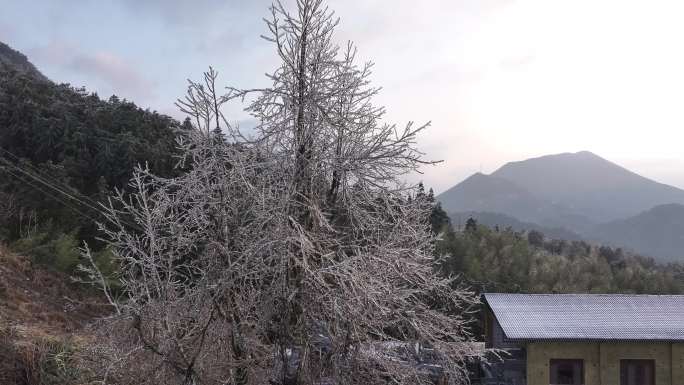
[[2, 0, 684, 192]]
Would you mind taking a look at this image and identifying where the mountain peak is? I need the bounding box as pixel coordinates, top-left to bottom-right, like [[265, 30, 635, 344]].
[[463, 171, 488, 180], [437, 171, 565, 224], [574, 150, 601, 158], [491, 151, 684, 221], [503, 150, 605, 165], [0, 41, 48, 81]]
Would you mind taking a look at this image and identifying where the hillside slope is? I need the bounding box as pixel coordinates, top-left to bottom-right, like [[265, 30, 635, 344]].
[[0, 40, 182, 248], [437, 171, 594, 232], [438, 172, 561, 223], [592, 203, 684, 262], [0, 248, 104, 331], [0, 246, 107, 383]]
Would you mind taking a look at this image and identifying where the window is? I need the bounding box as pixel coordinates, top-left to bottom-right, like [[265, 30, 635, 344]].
[[620, 359, 655, 385], [550, 359, 584, 385]]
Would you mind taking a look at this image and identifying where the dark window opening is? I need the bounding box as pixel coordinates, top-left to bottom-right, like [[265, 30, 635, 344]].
[[620, 359, 655, 385], [550, 359, 584, 385]]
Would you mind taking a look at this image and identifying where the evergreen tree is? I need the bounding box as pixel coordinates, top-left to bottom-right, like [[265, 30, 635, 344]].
[[465, 217, 478, 232]]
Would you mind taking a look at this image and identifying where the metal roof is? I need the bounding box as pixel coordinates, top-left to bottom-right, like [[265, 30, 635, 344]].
[[483, 293, 684, 341]]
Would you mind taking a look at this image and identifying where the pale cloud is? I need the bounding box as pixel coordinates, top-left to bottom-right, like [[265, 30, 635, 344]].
[[29, 41, 157, 102], [71, 51, 157, 101]]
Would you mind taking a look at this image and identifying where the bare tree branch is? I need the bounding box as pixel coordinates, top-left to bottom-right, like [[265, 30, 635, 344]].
[[85, 1, 480, 384]]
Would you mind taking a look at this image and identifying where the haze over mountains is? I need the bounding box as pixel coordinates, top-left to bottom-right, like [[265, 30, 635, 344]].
[[438, 151, 684, 262]]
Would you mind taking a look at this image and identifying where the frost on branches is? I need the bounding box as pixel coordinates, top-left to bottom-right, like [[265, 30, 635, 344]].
[[83, 1, 481, 384]]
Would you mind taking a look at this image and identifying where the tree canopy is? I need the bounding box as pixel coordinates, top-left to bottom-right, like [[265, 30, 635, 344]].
[[0, 64, 182, 264]]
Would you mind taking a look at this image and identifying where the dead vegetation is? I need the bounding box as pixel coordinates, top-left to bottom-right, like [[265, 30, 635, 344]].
[[0, 244, 108, 384], [80, 1, 481, 384]]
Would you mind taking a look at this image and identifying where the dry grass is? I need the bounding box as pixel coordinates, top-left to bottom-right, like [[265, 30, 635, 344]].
[[0, 245, 107, 331], [0, 325, 88, 385], [0, 245, 109, 384]]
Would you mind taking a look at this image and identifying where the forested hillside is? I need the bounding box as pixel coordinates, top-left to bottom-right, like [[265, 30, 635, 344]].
[[427, 196, 684, 294], [0, 45, 185, 273]]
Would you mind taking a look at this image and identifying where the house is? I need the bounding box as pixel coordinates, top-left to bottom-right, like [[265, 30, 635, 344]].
[[481, 293, 684, 385]]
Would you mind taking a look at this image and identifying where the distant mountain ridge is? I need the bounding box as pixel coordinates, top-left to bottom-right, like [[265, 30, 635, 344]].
[[491, 151, 684, 222], [437, 172, 565, 224], [438, 151, 684, 261], [592, 203, 684, 262]]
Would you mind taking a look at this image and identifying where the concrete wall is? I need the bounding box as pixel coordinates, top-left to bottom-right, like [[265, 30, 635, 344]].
[[526, 341, 683, 385]]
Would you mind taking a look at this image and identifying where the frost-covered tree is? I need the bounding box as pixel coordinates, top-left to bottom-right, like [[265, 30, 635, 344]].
[[84, 1, 480, 384]]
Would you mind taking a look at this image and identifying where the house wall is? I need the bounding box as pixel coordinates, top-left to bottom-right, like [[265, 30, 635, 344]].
[[673, 343, 684, 384], [527, 342, 600, 385], [526, 341, 683, 385], [599, 342, 671, 385], [485, 308, 524, 350]]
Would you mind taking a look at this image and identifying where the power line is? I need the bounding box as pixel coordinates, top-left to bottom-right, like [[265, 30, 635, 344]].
[[0, 148, 144, 232], [0, 146, 104, 209], [1, 159, 144, 232], [0, 155, 105, 216], [0, 161, 100, 224]]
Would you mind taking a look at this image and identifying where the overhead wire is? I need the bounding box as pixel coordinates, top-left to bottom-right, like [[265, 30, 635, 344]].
[[0, 146, 108, 210], [0, 156, 105, 215], [0, 146, 144, 232], [0, 160, 101, 224]]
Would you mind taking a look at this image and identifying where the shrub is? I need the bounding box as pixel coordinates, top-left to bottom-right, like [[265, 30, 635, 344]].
[[10, 230, 80, 274]]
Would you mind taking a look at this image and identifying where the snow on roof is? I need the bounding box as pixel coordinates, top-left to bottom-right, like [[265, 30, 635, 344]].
[[483, 293, 684, 341]]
